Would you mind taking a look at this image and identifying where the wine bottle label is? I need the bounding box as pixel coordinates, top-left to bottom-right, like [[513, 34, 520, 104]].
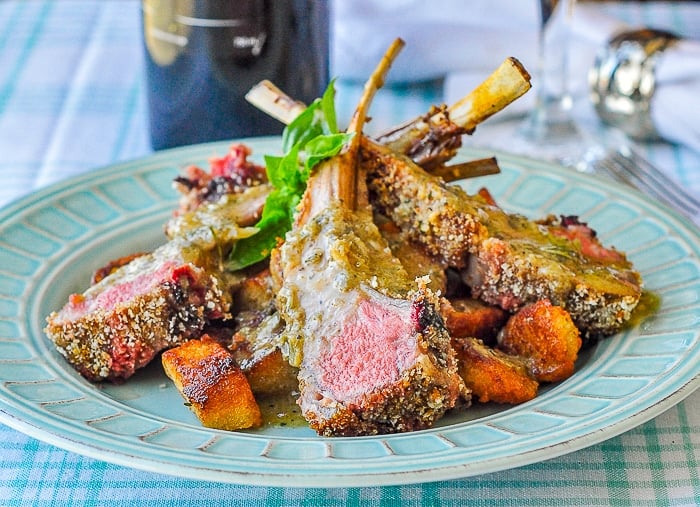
[[142, 0, 329, 148], [142, 0, 192, 65], [143, 0, 269, 64], [232, 32, 267, 57]]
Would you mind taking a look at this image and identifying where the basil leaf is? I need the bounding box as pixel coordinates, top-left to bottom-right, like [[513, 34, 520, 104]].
[[281, 78, 339, 152], [303, 132, 354, 173], [319, 80, 339, 134], [227, 80, 348, 271], [282, 103, 321, 152], [227, 213, 287, 271], [226, 187, 300, 270], [264, 146, 304, 192]]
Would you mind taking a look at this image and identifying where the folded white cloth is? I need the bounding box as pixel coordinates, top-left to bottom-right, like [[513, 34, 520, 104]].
[[653, 39, 700, 153], [331, 0, 539, 83], [332, 1, 700, 154]]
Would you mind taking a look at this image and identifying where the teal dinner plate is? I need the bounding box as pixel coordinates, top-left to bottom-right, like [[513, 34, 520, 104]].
[[0, 138, 698, 487]]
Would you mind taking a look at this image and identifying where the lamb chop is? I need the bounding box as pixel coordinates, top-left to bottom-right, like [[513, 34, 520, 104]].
[[362, 141, 642, 338], [246, 62, 641, 339], [172, 143, 268, 215], [354, 62, 642, 338], [272, 39, 466, 436], [45, 155, 267, 382], [45, 237, 233, 382]]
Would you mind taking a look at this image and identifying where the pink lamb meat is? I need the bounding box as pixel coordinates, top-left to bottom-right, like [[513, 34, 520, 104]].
[[45, 244, 229, 382]]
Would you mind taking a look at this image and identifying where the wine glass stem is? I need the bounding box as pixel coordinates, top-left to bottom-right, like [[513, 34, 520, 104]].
[[527, 0, 577, 140]]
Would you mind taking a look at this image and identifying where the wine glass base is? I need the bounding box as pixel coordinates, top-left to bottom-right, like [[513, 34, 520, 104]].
[[511, 106, 597, 172], [519, 115, 580, 146]]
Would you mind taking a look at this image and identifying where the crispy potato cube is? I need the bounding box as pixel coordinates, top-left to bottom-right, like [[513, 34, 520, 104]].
[[244, 348, 299, 395], [162, 336, 262, 430], [456, 337, 538, 404], [231, 268, 276, 313], [442, 297, 509, 343], [498, 299, 582, 383], [229, 270, 299, 395], [230, 313, 298, 396]]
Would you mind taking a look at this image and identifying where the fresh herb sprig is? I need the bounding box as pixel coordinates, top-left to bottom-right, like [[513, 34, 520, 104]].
[[227, 81, 353, 271]]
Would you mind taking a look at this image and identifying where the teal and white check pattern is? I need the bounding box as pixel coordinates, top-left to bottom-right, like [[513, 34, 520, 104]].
[[0, 1, 698, 505], [2, 401, 699, 506]]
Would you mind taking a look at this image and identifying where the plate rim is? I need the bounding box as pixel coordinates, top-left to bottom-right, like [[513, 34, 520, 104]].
[[1, 138, 699, 487]]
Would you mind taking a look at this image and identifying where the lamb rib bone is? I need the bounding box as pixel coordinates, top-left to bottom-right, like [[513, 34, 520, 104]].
[[246, 57, 531, 172], [294, 38, 405, 224], [429, 156, 500, 182], [245, 80, 307, 126], [273, 38, 466, 436], [373, 57, 531, 170]]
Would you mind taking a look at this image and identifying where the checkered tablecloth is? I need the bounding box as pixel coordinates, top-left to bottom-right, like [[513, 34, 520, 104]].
[[0, 1, 698, 505]]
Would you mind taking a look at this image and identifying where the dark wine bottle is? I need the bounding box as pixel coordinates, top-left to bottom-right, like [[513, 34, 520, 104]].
[[142, 0, 329, 150]]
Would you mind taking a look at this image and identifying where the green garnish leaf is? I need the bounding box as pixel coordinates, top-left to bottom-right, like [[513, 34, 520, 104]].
[[282, 79, 338, 152], [303, 133, 353, 173], [227, 211, 288, 271], [265, 145, 304, 192], [227, 80, 351, 271]]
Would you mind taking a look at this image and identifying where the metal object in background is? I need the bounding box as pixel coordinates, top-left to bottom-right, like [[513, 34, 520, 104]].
[[589, 28, 679, 141], [591, 144, 700, 223]]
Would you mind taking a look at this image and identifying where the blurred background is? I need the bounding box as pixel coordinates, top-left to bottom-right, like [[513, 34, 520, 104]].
[[1, 1, 699, 505], [1, 1, 699, 198]]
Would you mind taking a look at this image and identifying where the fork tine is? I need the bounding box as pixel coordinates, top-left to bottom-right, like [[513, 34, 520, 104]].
[[594, 155, 638, 188], [597, 152, 700, 221], [612, 149, 700, 217], [621, 147, 700, 214], [600, 154, 670, 204]]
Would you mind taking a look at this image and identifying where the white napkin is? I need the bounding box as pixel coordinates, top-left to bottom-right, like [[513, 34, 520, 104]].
[[332, 1, 700, 154], [331, 0, 539, 83], [652, 39, 700, 153]]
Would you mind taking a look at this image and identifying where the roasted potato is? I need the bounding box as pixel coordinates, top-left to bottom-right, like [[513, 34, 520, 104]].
[[162, 335, 262, 430], [498, 299, 582, 383], [242, 348, 299, 395], [455, 337, 538, 404], [230, 267, 276, 314], [230, 313, 299, 396], [442, 297, 509, 344]]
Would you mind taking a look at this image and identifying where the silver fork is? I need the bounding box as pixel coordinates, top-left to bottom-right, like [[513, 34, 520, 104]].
[[588, 145, 700, 225]]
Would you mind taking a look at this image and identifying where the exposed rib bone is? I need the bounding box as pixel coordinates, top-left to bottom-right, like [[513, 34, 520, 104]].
[[245, 80, 306, 125], [374, 57, 531, 169], [450, 57, 531, 130], [432, 157, 501, 182], [295, 38, 405, 223], [246, 57, 530, 173]]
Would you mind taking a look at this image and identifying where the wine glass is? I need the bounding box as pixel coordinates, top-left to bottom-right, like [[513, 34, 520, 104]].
[[517, 0, 590, 168]]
